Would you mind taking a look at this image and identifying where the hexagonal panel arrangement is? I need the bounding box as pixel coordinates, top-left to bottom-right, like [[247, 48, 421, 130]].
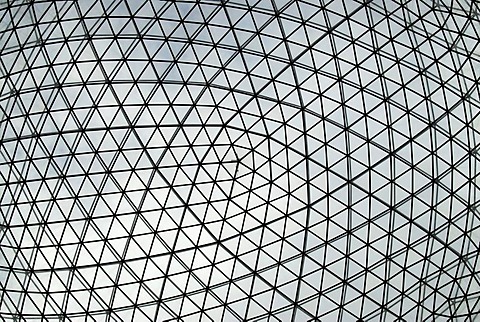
[[0, 1, 479, 321]]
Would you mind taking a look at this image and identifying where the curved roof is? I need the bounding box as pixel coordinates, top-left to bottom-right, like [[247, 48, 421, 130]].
[[0, 1, 479, 321]]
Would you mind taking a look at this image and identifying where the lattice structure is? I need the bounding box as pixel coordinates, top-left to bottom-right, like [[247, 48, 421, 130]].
[[0, 1, 479, 321]]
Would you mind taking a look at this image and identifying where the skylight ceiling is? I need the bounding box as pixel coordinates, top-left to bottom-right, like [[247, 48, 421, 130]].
[[0, 1, 479, 321]]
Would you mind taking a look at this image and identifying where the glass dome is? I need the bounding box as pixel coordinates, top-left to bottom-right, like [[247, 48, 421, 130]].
[[0, 1, 479, 321]]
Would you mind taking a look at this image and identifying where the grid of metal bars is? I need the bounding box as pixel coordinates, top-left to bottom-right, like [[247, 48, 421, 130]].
[[0, 0, 479, 321]]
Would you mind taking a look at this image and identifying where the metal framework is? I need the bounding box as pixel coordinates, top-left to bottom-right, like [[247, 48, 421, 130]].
[[0, 0, 479, 321]]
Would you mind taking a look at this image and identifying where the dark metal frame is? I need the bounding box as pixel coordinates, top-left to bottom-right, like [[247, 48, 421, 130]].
[[0, 0, 479, 321]]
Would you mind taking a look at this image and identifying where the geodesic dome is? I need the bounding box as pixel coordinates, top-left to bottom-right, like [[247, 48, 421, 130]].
[[0, 1, 479, 321]]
